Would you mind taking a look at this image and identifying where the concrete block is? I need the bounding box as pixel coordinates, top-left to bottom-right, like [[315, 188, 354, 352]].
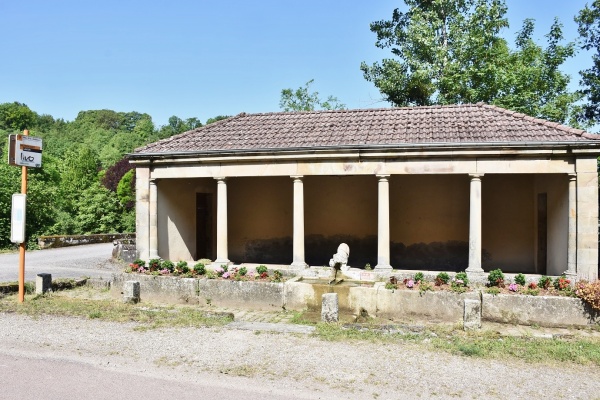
[[123, 281, 140, 304], [463, 299, 481, 330], [36, 273, 52, 294], [321, 293, 339, 322]]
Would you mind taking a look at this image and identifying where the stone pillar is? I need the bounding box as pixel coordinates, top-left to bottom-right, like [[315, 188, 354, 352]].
[[214, 177, 230, 264], [565, 173, 577, 278], [36, 273, 52, 295], [291, 176, 307, 268], [375, 175, 392, 269], [136, 167, 151, 261], [575, 158, 599, 281], [321, 293, 339, 322], [123, 281, 140, 304], [148, 178, 159, 259], [463, 299, 481, 330], [466, 174, 484, 273]]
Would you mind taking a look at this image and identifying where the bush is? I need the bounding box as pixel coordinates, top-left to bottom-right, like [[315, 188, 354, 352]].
[[256, 265, 268, 274], [514, 273, 526, 286], [148, 259, 161, 272], [488, 269, 505, 287], [455, 271, 469, 286], [272, 270, 283, 282], [435, 272, 450, 286], [538, 275, 553, 290], [162, 260, 175, 273], [553, 275, 571, 291], [193, 263, 206, 275], [176, 261, 189, 274], [238, 266, 248, 276], [575, 280, 600, 311], [414, 272, 424, 283], [132, 259, 146, 268]]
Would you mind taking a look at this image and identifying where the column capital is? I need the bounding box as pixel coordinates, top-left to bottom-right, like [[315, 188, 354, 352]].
[[376, 174, 390, 180], [149, 178, 158, 184], [214, 177, 227, 182], [469, 173, 484, 180], [568, 173, 577, 181], [290, 175, 304, 180]]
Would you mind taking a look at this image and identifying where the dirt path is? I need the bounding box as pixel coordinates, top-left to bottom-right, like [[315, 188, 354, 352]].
[[0, 313, 598, 400]]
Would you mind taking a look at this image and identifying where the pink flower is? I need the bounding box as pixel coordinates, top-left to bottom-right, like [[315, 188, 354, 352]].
[[508, 283, 518, 292], [406, 279, 414, 288], [222, 272, 230, 279]]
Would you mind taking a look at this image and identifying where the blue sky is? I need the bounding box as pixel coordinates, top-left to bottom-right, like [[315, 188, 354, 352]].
[[0, 0, 594, 127]]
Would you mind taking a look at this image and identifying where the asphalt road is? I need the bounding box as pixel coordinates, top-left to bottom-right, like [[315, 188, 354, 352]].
[[0, 352, 300, 400], [0, 243, 118, 282]]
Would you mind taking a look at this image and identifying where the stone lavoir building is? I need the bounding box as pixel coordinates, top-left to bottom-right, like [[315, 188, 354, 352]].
[[129, 103, 600, 281]]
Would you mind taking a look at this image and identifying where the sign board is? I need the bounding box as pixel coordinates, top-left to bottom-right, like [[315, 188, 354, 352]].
[[11, 194, 26, 244], [8, 134, 43, 168]]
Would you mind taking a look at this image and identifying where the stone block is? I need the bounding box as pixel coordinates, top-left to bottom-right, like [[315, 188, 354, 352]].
[[36, 273, 52, 295], [123, 281, 140, 304], [463, 298, 481, 330], [321, 293, 339, 322]]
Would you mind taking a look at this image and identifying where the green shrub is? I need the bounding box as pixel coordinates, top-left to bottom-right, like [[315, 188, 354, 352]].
[[193, 263, 206, 275], [455, 271, 469, 286], [414, 272, 424, 283], [488, 269, 505, 287], [538, 275, 553, 290], [514, 273, 526, 286], [162, 260, 175, 273], [238, 266, 248, 276], [256, 265, 268, 274], [385, 282, 397, 290], [176, 261, 189, 274], [435, 272, 450, 286], [272, 270, 283, 282], [486, 287, 500, 295], [132, 259, 146, 268], [364, 263, 372, 270], [148, 259, 162, 272]]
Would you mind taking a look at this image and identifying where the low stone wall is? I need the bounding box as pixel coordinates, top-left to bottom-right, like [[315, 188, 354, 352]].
[[38, 234, 135, 249], [110, 273, 599, 328], [482, 293, 598, 328]]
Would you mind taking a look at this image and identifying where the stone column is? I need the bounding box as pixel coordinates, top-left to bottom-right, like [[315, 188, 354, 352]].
[[214, 177, 230, 264], [375, 175, 392, 269], [291, 176, 307, 268], [565, 173, 577, 278], [575, 157, 599, 281], [148, 178, 159, 259], [135, 167, 151, 261], [466, 174, 484, 273]]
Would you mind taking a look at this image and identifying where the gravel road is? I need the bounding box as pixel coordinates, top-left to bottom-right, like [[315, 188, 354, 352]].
[[0, 313, 598, 400]]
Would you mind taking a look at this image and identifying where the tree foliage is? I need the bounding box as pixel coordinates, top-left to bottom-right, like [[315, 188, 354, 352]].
[[280, 79, 345, 111], [0, 102, 229, 247], [576, 0, 600, 125], [361, 0, 578, 123]]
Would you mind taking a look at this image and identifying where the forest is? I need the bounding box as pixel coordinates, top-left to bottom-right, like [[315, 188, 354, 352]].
[[0, 103, 229, 249]]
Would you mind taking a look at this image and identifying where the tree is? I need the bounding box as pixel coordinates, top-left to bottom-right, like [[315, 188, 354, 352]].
[[361, 0, 578, 123], [576, 0, 600, 125], [0, 102, 36, 131], [279, 79, 345, 111], [205, 115, 231, 125]]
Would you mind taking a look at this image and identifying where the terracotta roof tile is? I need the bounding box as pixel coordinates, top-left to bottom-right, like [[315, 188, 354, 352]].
[[134, 103, 600, 154]]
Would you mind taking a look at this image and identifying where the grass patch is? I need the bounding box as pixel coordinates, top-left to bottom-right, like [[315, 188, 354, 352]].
[[0, 293, 233, 329], [308, 322, 600, 366]]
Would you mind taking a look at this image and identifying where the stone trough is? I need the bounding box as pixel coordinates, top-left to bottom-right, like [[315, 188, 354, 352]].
[[111, 272, 599, 328]]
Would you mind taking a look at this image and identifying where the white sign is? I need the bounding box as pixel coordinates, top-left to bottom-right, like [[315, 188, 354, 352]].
[[11, 194, 26, 244], [8, 134, 43, 168]]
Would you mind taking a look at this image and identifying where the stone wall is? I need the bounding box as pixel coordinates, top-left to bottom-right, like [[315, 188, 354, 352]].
[[38, 234, 135, 249]]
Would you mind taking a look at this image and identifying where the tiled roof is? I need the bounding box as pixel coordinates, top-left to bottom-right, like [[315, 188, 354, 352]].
[[134, 103, 599, 155]]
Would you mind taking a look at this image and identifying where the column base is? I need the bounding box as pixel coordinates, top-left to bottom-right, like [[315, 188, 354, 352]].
[[149, 251, 159, 259], [375, 264, 392, 270], [213, 258, 231, 265], [291, 261, 308, 269]]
